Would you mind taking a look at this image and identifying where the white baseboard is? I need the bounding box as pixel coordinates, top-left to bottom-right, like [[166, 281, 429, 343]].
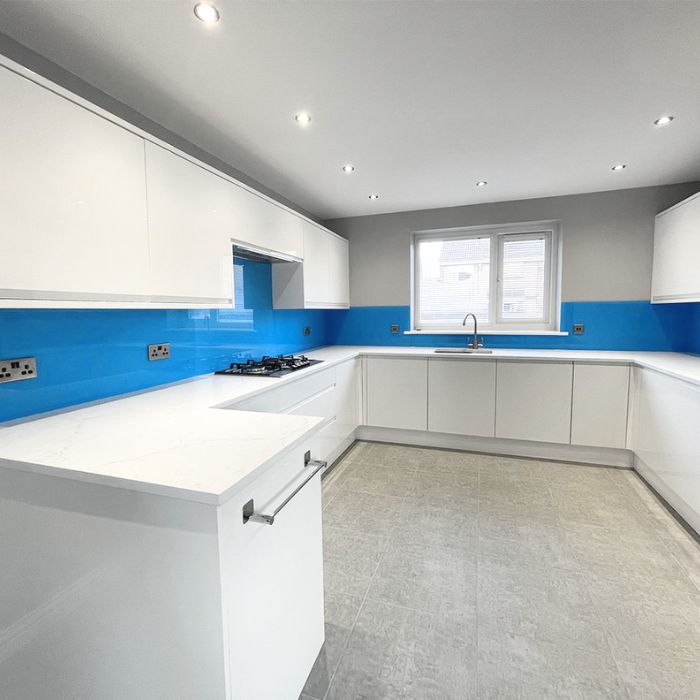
[[355, 426, 634, 468]]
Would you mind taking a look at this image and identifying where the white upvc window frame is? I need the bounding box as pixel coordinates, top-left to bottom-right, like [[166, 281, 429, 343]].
[[411, 220, 562, 333]]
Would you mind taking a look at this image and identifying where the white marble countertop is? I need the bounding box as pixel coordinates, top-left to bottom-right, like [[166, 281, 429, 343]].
[[1, 344, 699, 504]]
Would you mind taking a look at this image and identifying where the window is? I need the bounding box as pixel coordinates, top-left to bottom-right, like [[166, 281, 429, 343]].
[[412, 222, 560, 332]]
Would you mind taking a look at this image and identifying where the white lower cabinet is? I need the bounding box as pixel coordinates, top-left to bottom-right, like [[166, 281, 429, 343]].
[[629, 367, 700, 533], [232, 359, 361, 464], [428, 358, 496, 436], [496, 361, 573, 444], [571, 363, 629, 448], [218, 443, 324, 699], [365, 357, 428, 430]]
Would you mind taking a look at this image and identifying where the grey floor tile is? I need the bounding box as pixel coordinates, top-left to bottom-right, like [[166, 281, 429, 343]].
[[366, 543, 477, 621], [322, 485, 405, 531], [319, 443, 700, 700], [302, 591, 363, 699], [327, 599, 477, 700], [477, 632, 629, 699], [322, 525, 390, 597]]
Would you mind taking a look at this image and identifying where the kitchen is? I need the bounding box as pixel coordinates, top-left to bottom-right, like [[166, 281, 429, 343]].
[[1, 2, 699, 699]]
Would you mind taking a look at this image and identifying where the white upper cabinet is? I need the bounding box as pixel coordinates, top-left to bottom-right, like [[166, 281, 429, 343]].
[[144, 143, 234, 305], [228, 185, 303, 261], [571, 363, 629, 448], [0, 66, 151, 304], [496, 361, 573, 444], [651, 191, 700, 303], [272, 222, 350, 309]]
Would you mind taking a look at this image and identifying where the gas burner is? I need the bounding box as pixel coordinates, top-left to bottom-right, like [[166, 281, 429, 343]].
[[215, 354, 323, 378]]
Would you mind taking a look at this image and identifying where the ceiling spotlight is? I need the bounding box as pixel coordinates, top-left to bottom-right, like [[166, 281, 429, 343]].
[[193, 3, 220, 23], [294, 112, 312, 126], [368, 194, 380, 200], [611, 164, 626, 171], [654, 115, 674, 127], [475, 180, 488, 187], [342, 164, 355, 173]]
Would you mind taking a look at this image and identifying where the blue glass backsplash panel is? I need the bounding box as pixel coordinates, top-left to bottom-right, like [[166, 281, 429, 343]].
[[327, 301, 691, 351], [0, 259, 333, 423]]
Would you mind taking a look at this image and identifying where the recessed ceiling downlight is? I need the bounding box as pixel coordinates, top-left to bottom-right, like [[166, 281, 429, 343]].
[[475, 180, 488, 187], [294, 112, 312, 126], [193, 3, 220, 23], [654, 115, 674, 127], [342, 164, 355, 173], [611, 164, 626, 171], [368, 194, 380, 200]]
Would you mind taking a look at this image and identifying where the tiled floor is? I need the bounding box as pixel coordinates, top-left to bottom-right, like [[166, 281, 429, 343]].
[[301, 441, 700, 700]]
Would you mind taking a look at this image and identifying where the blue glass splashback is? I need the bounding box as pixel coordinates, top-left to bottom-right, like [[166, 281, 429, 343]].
[[327, 301, 694, 352], [2, 261, 699, 424], [0, 259, 333, 423]]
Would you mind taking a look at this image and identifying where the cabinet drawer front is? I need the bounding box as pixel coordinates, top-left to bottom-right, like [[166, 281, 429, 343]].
[[365, 357, 428, 430], [428, 358, 496, 437], [218, 444, 324, 700], [571, 363, 629, 448], [496, 361, 573, 444]]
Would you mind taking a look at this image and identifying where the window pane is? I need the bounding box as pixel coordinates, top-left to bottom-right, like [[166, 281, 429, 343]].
[[417, 237, 490, 326], [500, 237, 546, 320]]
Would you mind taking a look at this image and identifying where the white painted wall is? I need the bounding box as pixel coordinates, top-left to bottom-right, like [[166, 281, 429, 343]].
[[327, 182, 700, 307]]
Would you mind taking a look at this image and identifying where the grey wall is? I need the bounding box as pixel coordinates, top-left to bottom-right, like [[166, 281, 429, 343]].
[[327, 182, 700, 306]]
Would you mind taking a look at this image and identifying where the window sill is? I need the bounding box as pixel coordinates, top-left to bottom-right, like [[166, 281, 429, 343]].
[[404, 330, 569, 336]]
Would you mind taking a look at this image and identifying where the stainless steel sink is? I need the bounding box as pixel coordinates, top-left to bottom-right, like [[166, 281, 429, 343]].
[[434, 348, 493, 354]]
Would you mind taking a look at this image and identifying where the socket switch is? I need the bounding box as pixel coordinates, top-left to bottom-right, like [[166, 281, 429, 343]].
[[572, 324, 585, 335], [148, 343, 171, 361], [0, 357, 38, 384]]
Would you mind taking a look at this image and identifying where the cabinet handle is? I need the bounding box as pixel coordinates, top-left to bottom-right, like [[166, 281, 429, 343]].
[[242, 459, 327, 525]]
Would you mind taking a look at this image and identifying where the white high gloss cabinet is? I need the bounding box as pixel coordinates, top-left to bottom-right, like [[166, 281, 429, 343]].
[[365, 357, 428, 430], [144, 143, 234, 305], [630, 367, 700, 533], [0, 65, 151, 303], [651, 190, 700, 303], [428, 358, 496, 437], [571, 363, 629, 448], [272, 222, 350, 309], [496, 361, 573, 444]]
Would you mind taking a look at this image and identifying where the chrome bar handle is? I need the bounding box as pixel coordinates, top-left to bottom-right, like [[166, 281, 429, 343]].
[[242, 459, 327, 525]]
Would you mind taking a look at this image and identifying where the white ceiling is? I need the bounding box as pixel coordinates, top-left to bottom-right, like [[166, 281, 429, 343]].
[[1, 0, 699, 219]]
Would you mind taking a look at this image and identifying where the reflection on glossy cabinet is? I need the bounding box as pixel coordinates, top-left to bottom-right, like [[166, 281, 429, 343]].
[[571, 363, 629, 448], [0, 65, 150, 303], [428, 358, 496, 437], [496, 361, 573, 444], [144, 143, 234, 305], [365, 357, 428, 430]]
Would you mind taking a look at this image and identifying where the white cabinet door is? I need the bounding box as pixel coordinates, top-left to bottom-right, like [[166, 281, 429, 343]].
[[365, 357, 428, 430], [571, 363, 629, 448], [302, 222, 330, 305], [428, 358, 496, 437], [652, 191, 700, 303], [326, 234, 350, 306], [229, 185, 303, 260], [630, 368, 700, 534], [0, 66, 150, 302], [496, 361, 573, 444], [218, 444, 324, 699], [144, 142, 234, 304]]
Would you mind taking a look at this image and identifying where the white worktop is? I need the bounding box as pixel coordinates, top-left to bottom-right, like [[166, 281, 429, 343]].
[[1, 344, 699, 504]]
